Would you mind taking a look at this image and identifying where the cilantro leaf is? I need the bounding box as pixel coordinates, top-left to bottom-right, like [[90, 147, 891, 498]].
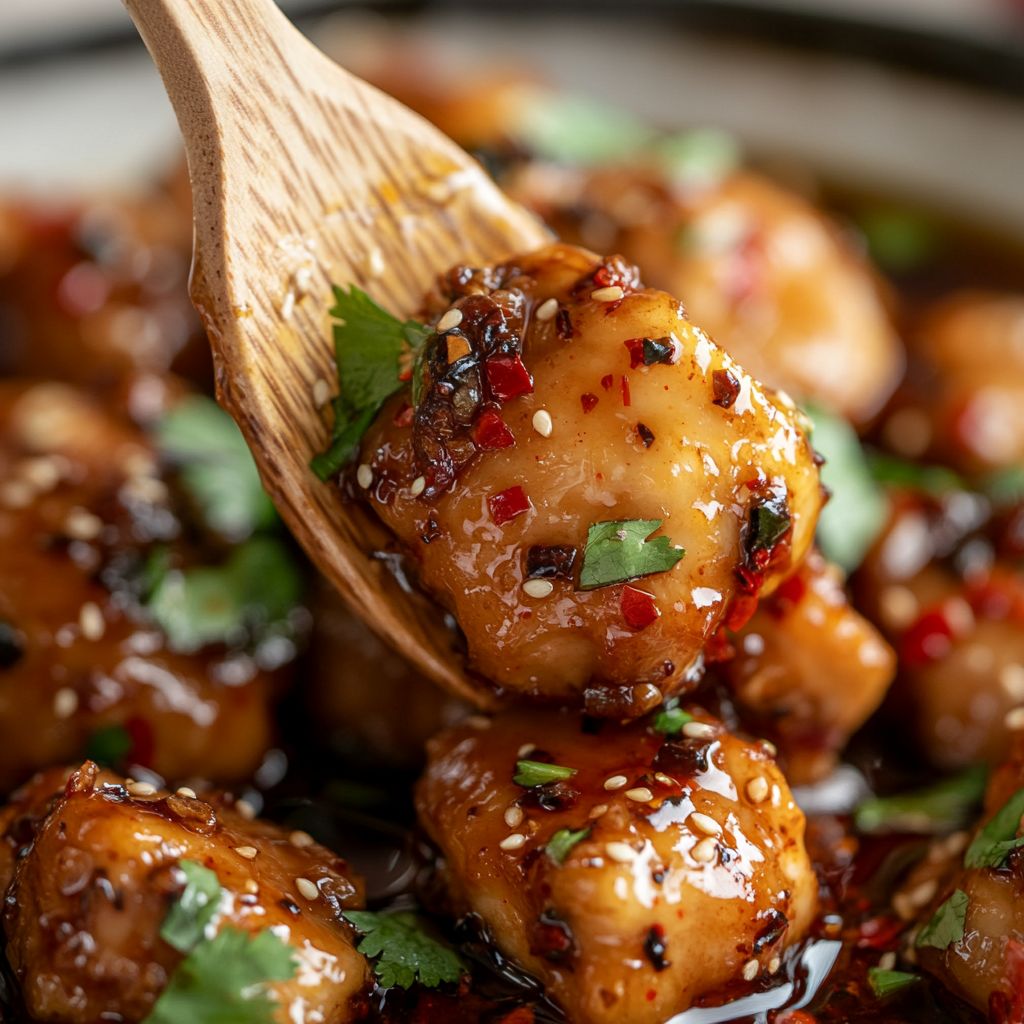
[[854, 766, 987, 836], [578, 519, 684, 590], [312, 286, 430, 480], [514, 760, 576, 787], [982, 465, 1024, 507], [157, 396, 276, 540], [806, 403, 888, 572], [147, 537, 301, 653], [652, 702, 694, 736], [856, 207, 939, 274], [547, 828, 589, 864], [343, 911, 464, 990], [915, 889, 968, 950], [161, 860, 222, 954], [867, 451, 966, 497], [143, 927, 295, 1024], [963, 786, 1024, 869], [84, 724, 133, 768], [867, 967, 919, 998]]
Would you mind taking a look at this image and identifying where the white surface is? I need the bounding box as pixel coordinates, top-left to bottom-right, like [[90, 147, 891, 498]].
[[1, 11, 1023, 237]]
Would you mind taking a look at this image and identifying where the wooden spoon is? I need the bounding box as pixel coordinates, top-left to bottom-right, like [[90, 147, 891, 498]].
[[123, 0, 549, 707]]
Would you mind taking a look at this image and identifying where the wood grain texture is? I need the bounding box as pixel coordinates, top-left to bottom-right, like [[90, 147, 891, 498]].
[[123, 0, 550, 706]]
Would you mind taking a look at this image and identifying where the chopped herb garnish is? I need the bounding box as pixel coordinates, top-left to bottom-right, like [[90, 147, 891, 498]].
[[856, 208, 939, 273], [745, 496, 791, 565], [867, 967, 920, 998], [161, 860, 222, 954], [514, 760, 577, 788], [84, 724, 133, 768], [142, 927, 295, 1024], [807, 403, 888, 572], [546, 828, 590, 864], [343, 911, 464, 990], [157, 395, 276, 540], [311, 286, 430, 480], [867, 451, 966, 497], [982, 464, 1024, 507], [963, 786, 1024, 869], [649, 128, 741, 186], [854, 766, 987, 836], [146, 537, 301, 653], [578, 519, 684, 591], [652, 705, 695, 736], [915, 889, 968, 950]]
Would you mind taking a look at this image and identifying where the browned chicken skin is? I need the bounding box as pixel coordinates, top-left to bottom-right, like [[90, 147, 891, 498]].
[[0, 762, 371, 1023], [360, 243, 822, 711], [417, 708, 817, 1024], [0, 380, 282, 790]]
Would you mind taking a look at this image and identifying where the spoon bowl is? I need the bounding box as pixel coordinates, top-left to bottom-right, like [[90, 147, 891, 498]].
[[123, 0, 550, 706]]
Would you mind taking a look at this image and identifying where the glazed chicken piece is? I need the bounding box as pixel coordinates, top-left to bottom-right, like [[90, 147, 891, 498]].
[[0, 193, 205, 391], [902, 733, 1024, 1020], [856, 492, 1024, 769], [417, 707, 818, 1024], [511, 166, 902, 424], [0, 762, 371, 1023], [307, 581, 468, 767], [881, 291, 1024, 473], [719, 549, 897, 783], [359, 243, 822, 712], [0, 380, 285, 790]]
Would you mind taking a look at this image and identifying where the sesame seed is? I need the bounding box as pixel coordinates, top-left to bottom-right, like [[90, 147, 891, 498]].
[[127, 781, 157, 797], [52, 687, 78, 719], [691, 837, 718, 863], [604, 775, 628, 791], [367, 248, 385, 278], [768, 956, 781, 974], [517, 743, 536, 758], [290, 830, 315, 848], [295, 877, 319, 901], [244, 879, 259, 895], [65, 505, 103, 540], [500, 833, 526, 851], [79, 602, 105, 641], [654, 773, 676, 787], [742, 959, 759, 982], [690, 812, 722, 836], [761, 739, 779, 758], [504, 805, 524, 828], [589, 804, 609, 819], [682, 721, 716, 740], [625, 787, 654, 803], [409, 476, 426, 497], [281, 291, 296, 320], [605, 841, 635, 863], [234, 846, 258, 860], [746, 776, 769, 804], [531, 409, 554, 438], [535, 297, 559, 322], [313, 378, 331, 408], [356, 464, 373, 489], [294, 266, 313, 295], [878, 952, 896, 971], [1000, 664, 1024, 702], [235, 799, 256, 820], [176, 786, 197, 799], [523, 579, 554, 599], [437, 308, 463, 333], [591, 286, 624, 302]]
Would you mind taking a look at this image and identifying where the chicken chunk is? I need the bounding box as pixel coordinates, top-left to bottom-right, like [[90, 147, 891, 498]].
[[359, 243, 822, 711], [719, 549, 896, 783], [0, 762, 371, 1023], [0, 380, 286, 789], [417, 708, 818, 1024], [881, 291, 1024, 473], [511, 167, 902, 423]]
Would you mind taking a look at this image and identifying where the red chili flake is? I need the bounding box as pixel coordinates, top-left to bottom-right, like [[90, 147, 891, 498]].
[[624, 338, 647, 369], [855, 915, 904, 951], [624, 337, 676, 368], [124, 716, 155, 768], [990, 938, 1024, 1024], [900, 608, 955, 668], [621, 586, 659, 630], [392, 402, 414, 428], [488, 485, 531, 526], [530, 913, 574, 962], [636, 423, 655, 448], [725, 593, 759, 632], [581, 393, 599, 413], [704, 627, 736, 664], [711, 369, 741, 408], [556, 307, 574, 341], [769, 572, 807, 617], [472, 409, 515, 450], [397, 366, 412, 383], [620, 375, 631, 407], [495, 1009, 535, 1024], [600, 374, 614, 391], [485, 355, 534, 403], [525, 544, 578, 581]]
